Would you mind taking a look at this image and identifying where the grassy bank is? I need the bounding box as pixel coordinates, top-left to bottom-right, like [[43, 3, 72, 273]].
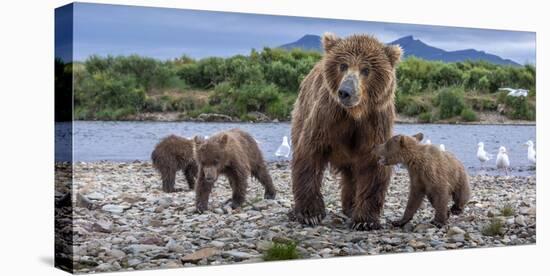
[[57, 48, 536, 122]]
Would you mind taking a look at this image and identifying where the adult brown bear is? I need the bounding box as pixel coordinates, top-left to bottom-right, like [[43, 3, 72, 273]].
[[290, 33, 402, 230]]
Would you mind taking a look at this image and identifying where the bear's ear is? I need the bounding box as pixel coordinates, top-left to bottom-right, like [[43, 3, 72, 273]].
[[384, 44, 403, 67], [219, 134, 228, 148], [399, 135, 406, 147], [412, 132, 424, 142], [322, 32, 340, 53], [194, 135, 205, 145]]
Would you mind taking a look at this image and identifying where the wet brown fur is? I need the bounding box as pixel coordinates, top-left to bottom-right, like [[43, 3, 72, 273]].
[[194, 129, 276, 212], [373, 133, 471, 227], [151, 135, 198, 193], [290, 33, 402, 230]]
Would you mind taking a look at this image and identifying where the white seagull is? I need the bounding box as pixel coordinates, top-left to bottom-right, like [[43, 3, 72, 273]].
[[439, 144, 446, 151], [496, 146, 511, 175], [499, 87, 529, 97], [477, 142, 493, 168], [524, 140, 536, 165], [275, 136, 291, 158]]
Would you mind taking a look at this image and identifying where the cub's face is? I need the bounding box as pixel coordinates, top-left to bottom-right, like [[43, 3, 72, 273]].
[[322, 33, 402, 119], [373, 133, 423, 165], [194, 134, 228, 183], [373, 135, 406, 166]]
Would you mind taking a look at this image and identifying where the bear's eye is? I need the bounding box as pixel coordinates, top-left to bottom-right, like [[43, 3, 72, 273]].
[[361, 68, 369, 76], [339, 63, 348, 72]]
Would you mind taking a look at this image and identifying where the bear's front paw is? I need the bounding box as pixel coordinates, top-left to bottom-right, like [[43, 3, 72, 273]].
[[391, 219, 408, 228], [230, 200, 243, 209], [351, 220, 382, 231], [450, 205, 463, 215], [264, 191, 276, 200], [196, 201, 208, 213], [294, 202, 326, 227], [224, 198, 244, 209], [163, 187, 183, 193], [430, 219, 446, 228]]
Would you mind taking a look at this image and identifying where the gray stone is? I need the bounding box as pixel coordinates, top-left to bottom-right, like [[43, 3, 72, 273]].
[[107, 249, 126, 259], [102, 204, 124, 214], [222, 251, 257, 260], [127, 244, 163, 254], [448, 226, 466, 236], [92, 220, 113, 233], [210, 241, 225, 248], [515, 215, 527, 226], [95, 263, 113, 272], [86, 192, 105, 200]]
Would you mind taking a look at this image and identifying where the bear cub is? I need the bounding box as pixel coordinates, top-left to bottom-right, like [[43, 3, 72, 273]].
[[194, 129, 276, 212], [373, 133, 470, 227], [151, 135, 199, 193]]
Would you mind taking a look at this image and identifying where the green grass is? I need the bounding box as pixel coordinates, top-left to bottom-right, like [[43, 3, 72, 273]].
[[500, 204, 515, 217], [263, 241, 300, 261], [481, 218, 504, 236]]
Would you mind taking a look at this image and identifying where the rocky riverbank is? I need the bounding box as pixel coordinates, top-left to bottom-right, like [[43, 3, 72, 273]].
[[61, 161, 536, 273]]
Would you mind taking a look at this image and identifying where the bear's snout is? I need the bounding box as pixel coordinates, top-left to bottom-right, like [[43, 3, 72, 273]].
[[203, 166, 218, 183], [338, 74, 359, 107]]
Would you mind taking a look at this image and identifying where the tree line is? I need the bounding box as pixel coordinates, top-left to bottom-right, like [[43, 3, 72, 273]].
[[58, 47, 535, 122]]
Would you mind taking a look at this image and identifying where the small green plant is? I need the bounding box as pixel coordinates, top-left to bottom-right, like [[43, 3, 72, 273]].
[[500, 204, 515, 217], [263, 241, 300, 261], [481, 218, 504, 236], [460, 108, 478, 122]]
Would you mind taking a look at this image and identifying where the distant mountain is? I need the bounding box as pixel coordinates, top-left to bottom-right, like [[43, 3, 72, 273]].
[[279, 34, 520, 66], [279, 34, 323, 52]]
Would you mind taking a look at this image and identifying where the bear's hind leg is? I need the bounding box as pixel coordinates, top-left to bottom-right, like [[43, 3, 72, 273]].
[[252, 164, 276, 199], [161, 167, 177, 193], [428, 189, 450, 228], [451, 177, 470, 215]]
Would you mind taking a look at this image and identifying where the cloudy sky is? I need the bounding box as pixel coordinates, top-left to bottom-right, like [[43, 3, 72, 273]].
[[60, 3, 536, 64]]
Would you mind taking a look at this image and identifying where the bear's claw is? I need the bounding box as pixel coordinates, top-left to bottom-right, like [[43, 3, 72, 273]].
[[430, 220, 446, 228], [351, 221, 382, 231], [391, 220, 407, 227], [293, 212, 325, 226], [264, 192, 276, 200], [300, 214, 324, 226]]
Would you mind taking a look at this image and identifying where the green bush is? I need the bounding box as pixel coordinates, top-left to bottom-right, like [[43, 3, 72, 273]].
[[504, 96, 535, 120], [418, 112, 434, 123], [73, 49, 536, 121], [395, 95, 431, 116], [467, 96, 497, 111], [437, 87, 466, 119], [460, 108, 478, 122], [431, 63, 463, 87], [74, 71, 146, 119]]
